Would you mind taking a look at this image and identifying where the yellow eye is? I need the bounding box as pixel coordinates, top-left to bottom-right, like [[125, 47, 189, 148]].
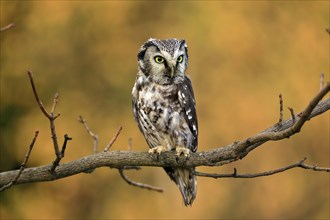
[[154, 56, 165, 63], [177, 55, 184, 63]]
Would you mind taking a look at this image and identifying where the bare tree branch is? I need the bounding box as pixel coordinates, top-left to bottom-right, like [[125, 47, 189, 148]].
[[118, 168, 164, 193], [27, 71, 64, 172], [299, 162, 330, 172], [78, 115, 99, 153], [103, 126, 123, 152], [278, 94, 283, 124], [50, 134, 72, 172], [234, 82, 330, 160], [287, 107, 295, 124], [0, 23, 14, 32], [0, 131, 39, 192], [193, 157, 329, 179], [27, 71, 53, 119], [0, 82, 328, 187]]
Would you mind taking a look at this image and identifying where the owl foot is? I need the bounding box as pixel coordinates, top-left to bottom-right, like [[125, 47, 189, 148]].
[[148, 145, 167, 155], [175, 146, 190, 158]]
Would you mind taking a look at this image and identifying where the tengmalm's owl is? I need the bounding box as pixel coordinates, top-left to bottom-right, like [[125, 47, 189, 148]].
[[132, 38, 198, 206]]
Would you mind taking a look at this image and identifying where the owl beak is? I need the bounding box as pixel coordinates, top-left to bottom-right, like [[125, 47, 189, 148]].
[[170, 66, 175, 78], [169, 60, 176, 78]]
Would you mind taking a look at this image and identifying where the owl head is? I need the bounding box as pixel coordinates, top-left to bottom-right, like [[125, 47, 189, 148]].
[[137, 38, 188, 84]]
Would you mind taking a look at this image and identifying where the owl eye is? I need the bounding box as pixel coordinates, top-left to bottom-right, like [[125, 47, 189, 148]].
[[154, 56, 165, 64], [177, 55, 184, 63]]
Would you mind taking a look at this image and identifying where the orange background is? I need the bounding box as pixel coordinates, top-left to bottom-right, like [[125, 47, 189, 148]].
[[1, 1, 329, 219]]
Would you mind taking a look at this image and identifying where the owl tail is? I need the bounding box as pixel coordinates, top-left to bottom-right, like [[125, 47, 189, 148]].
[[164, 167, 197, 206]]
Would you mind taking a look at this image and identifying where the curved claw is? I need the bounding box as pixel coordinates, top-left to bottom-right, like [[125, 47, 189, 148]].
[[148, 145, 167, 155], [175, 146, 190, 158]]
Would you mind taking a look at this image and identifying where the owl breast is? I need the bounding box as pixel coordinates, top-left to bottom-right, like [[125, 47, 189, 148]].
[[132, 75, 193, 151]]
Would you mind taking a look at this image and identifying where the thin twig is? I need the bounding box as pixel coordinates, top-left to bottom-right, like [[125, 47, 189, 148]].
[[239, 82, 330, 154], [0, 131, 39, 192], [320, 73, 324, 90], [278, 94, 283, 124], [299, 162, 330, 172], [60, 134, 72, 157], [50, 134, 72, 172], [287, 107, 295, 124], [28, 71, 63, 172], [103, 126, 123, 152], [78, 115, 99, 153], [193, 157, 329, 179], [27, 71, 51, 118], [0, 23, 14, 32], [1, 78, 328, 188], [118, 168, 164, 193], [49, 93, 61, 162], [51, 93, 60, 115]]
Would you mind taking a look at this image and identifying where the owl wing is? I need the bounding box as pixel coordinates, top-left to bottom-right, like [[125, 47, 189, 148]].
[[178, 76, 198, 152]]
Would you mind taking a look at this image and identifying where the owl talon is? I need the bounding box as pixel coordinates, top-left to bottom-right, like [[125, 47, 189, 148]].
[[148, 145, 167, 155], [175, 146, 190, 158]]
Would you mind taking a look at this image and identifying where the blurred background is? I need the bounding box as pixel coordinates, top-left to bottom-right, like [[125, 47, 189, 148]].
[[0, 1, 329, 219]]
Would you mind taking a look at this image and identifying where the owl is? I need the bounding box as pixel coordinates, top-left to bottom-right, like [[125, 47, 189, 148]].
[[132, 38, 198, 206]]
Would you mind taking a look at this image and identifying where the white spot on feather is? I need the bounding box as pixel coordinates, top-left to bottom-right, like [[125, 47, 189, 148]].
[[144, 91, 153, 100]]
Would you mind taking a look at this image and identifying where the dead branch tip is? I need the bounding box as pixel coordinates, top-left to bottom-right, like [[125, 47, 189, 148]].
[[278, 94, 283, 124], [0, 23, 15, 32], [78, 115, 99, 153], [0, 130, 39, 192], [103, 126, 123, 152], [118, 168, 164, 193]]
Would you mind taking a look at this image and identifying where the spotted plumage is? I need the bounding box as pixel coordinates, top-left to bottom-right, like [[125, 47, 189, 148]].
[[132, 38, 198, 206]]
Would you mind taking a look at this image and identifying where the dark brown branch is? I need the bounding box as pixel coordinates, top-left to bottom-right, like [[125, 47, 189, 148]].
[[27, 71, 51, 118], [28, 71, 64, 172], [50, 134, 72, 172], [118, 168, 164, 193], [78, 115, 99, 153], [287, 107, 295, 124], [0, 23, 14, 32], [61, 134, 72, 157], [193, 157, 329, 179], [0, 131, 39, 192], [278, 94, 283, 124], [103, 126, 123, 152]]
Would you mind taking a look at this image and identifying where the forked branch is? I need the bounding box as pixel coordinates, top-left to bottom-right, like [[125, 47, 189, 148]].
[[0, 80, 328, 188], [27, 71, 69, 172], [0, 66, 329, 194], [193, 157, 330, 179]]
